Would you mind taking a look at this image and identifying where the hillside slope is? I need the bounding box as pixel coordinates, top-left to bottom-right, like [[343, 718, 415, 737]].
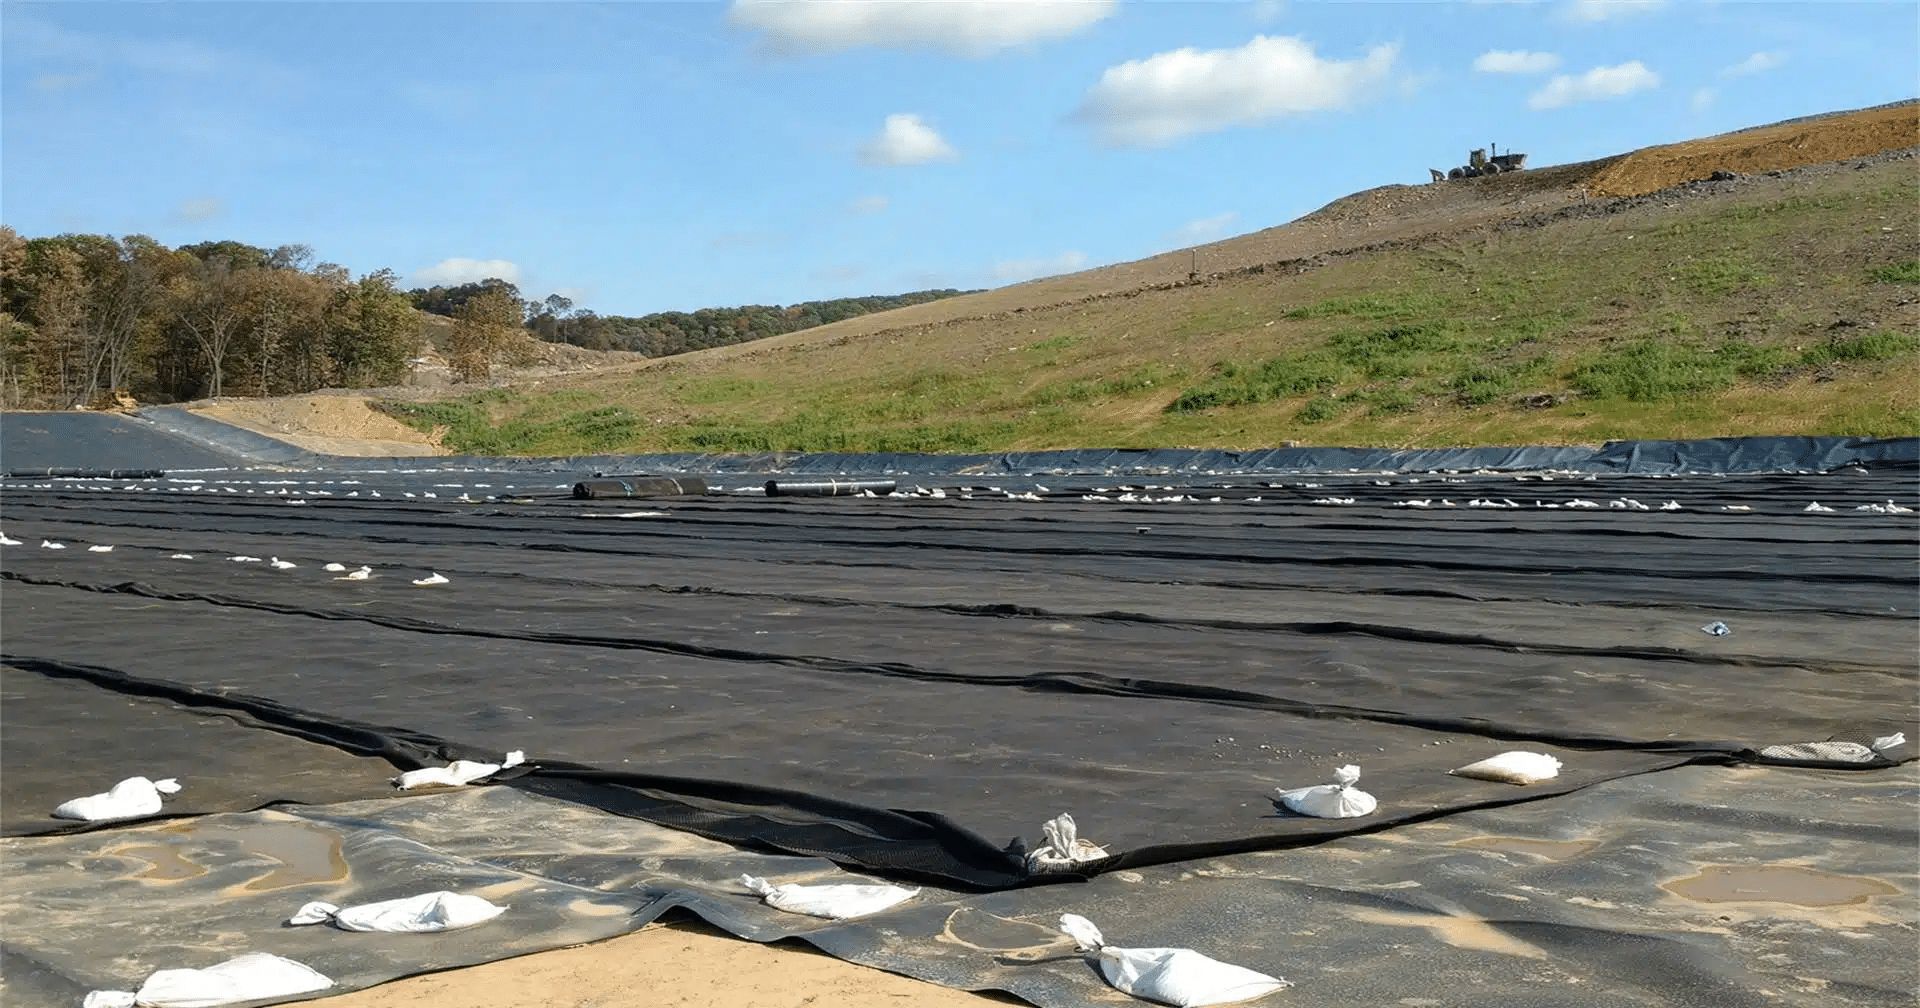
[[381, 104, 1918, 455]]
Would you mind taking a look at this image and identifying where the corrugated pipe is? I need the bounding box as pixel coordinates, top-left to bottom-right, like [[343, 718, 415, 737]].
[[764, 478, 897, 497], [573, 477, 707, 499]]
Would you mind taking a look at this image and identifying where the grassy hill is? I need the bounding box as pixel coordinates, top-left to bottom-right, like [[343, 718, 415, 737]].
[[383, 106, 1919, 455]]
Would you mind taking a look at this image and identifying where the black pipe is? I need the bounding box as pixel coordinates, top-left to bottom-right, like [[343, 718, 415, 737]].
[[764, 478, 897, 497], [574, 477, 707, 499]]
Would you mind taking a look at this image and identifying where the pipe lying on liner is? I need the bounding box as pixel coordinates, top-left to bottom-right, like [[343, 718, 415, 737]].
[[5, 468, 168, 479], [764, 479, 897, 497], [573, 477, 707, 499]]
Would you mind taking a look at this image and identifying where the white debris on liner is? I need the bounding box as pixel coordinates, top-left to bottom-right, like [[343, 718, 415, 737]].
[[1721, 504, 1753, 512], [739, 874, 919, 920], [268, 558, 297, 569], [1855, 500, 1916, 514], [392, 750, 524, 789], [1564, 499, 1599, 509], [1700, 621, 1731, 636], [335, 565, 373, 581], [411, 572, 450, 586], [323, 563, 347, 572], [0, 531, 19, 545], [1758, 732, 1907, 763], [169, 554, 194, 560], [83, 953, 332, 1008], [1309, 497, 1356, 505], [1057, 914, 1289, 1008], [1273, 764, 1377, 818], [1027, 813, 1109, 873], [1659, 500, 1683, 510], [52, 776, 182, 822], [1449, 751, 1563, 785], [1803, 502, 1835, 512], [88, 545, 115, 552], [288, 891, 506, 933], [227, 556, 262, 563], [41, 540, 66, 549]]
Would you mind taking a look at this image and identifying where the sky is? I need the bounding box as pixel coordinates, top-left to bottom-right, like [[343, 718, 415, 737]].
[[3, 1, 1914, 317]]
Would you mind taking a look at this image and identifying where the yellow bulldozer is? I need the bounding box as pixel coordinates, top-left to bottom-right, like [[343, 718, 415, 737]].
[[1430, 143, 1528, 182]]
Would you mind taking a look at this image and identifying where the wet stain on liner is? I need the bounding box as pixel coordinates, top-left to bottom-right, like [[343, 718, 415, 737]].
[[1662, 865, 1898, 907], [1454, 836, 1599, 860]]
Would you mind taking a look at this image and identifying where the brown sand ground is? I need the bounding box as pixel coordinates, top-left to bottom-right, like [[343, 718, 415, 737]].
[[196, 395, 448, 456], [310, 917, 1024, 1008]]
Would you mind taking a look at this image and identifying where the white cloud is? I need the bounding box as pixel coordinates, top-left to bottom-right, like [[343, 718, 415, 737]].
[[1691, 87, 1716, 112], [171, 197, 225, 223], [859, 113, 958, 166], [848, 194, 890, 215], [1528, 61, 1659, 110], [1077, 36, 1398, 147], [1165, 211, 1239, 248], [1721, 51, 1784, 77], [728, 0, 1115, 57], [992, 251, 1087, 283], [410, 258, 524, 287], [1472, 50, 1559, 74], [1564, 0, 1665, 22]]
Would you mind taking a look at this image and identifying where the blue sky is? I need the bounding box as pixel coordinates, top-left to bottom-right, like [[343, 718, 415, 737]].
[[4, 1, 1913, 316]]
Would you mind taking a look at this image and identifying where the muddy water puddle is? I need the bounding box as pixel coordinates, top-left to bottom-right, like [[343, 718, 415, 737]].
[[1662, 865, 1898, 907], [119, 820, 349, 890]]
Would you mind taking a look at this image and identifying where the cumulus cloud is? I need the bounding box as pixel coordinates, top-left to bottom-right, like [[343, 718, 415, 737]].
[[728, 0, 1115, 57], [991, 251, 1087, 283], [1076, 35, 1398, 147], [1691, 87, 1717, 113], [1250, 0, 1286, 24], [410, 258, 524, 287], [1165, 211, 1239, 248], [171, 197, 225, 223], [1472, 50, 1559, 74], [847, 194, 890, 215], [1528, 61, 1659, 110], [1564, 0, 1664, 22], [859, 113, 957, 166], [1721, 51, 1784, 77]]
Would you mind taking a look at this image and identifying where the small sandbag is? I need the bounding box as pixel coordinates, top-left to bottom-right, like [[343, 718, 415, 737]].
[[1449, 751, 1562, 785], [1059, 913, 1289, 1007], [52, 776, 182, 822], [740, 874, 918, 919], [288, 891, 506, 933], [1273, 764, 1376, 818], [1027, 812, 1110, 873]]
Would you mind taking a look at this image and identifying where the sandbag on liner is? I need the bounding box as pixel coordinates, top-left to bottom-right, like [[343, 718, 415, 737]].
[[288, 891, 506, 933], [1027, 812, 1109, 873], [1448, 751, 1563, 785], [393, 750, 524, 789], [1058, 913, 1289, 1007], [82, 953, 332, 1008], [1272, 764, 1376, 818], [52, 776, 181, 822], [739, 874, 919, 919]]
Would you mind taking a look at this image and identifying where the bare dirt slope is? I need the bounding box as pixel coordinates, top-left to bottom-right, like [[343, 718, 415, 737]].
[[197, 395, 449, 456]]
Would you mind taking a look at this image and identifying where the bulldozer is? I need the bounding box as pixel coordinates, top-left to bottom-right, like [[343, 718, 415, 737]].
[[1430, 143, 1528, 182]]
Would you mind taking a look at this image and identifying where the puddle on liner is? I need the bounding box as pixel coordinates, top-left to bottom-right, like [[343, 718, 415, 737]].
[[1661, 865, 1897, 907], [156, 821, 349, 890]]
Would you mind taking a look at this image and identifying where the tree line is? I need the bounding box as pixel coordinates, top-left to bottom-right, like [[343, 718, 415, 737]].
[[0, 225, 982, 409], [0, 229, 427, 409], [408, 281, 981, 358]]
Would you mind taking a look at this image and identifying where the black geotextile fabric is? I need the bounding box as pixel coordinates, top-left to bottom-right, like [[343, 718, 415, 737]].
[[2, 474, 1913, 890], [9, 410, 1918, 476], [5, 770, 1914, 1008]]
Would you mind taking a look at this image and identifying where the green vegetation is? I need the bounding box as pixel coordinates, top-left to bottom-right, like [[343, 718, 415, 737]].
[[380, 168, 1920, 453]]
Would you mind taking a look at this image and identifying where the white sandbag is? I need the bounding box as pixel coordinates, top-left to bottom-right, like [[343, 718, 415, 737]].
[[392, 750, 524, 789], [739, 874, 918, 919], [1759, 732, 1907, 763], [1449, 751, 1562, 785], [1058, 914, 1289, 1008], [52, 777, 182, 822], [1027, 812, 1109, 872], [1273, 764, 1376, 818], [288, 891, 505, 932], [83, 953, 332, 1008]]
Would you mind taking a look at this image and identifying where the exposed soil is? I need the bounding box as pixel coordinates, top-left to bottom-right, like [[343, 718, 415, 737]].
[[308, 916, 1021, 1008], [196, 395, 449, 456]]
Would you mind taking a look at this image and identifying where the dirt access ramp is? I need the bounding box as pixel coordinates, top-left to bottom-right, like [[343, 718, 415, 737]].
[[195, 395, 447, 456], [1587, 100, 1918, 197]]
